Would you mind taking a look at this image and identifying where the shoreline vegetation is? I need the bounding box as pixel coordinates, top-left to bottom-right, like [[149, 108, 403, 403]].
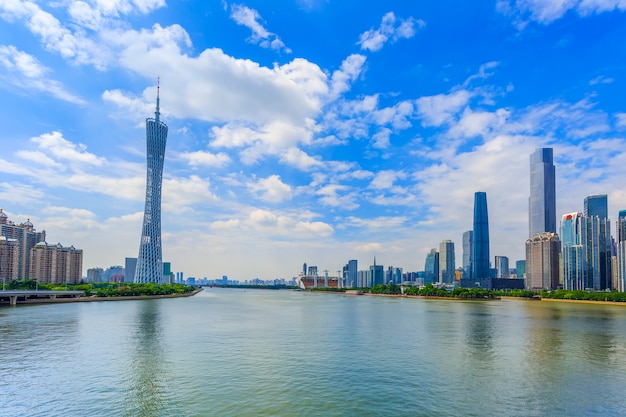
[[0, 280, 199, 305], [307, 283, 626, 305]]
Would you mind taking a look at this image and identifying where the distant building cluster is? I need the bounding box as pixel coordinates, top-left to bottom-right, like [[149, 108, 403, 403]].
[[0, 209, 82, 285], [297, 147, 626, 293]]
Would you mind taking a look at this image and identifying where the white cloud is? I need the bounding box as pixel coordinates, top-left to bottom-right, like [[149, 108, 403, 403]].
[[178, 151, 231, 168], [0, 0, 112, 68], [248, 175, 293, 203], [316, 184, 359, 210], [416, 89, 471, 127], [230, 4, 291, 53], [31, 131, 105, 166], [497, 0, 626, 26], [358, 12, 425, 52], [0, 45, 84, 104]]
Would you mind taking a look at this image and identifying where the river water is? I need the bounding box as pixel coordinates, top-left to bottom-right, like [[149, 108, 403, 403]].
[[1, 288, 626, 416]]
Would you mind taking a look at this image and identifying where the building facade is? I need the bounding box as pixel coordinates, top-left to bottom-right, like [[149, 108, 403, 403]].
[[343, 259, 357, 288], [529, 148, 556, 237], [30, 242, 83, 285], [369, 258, 384, 286], [560, 212, 586, 290], [495, 256, 509, 278], [617, 210, 626, 292], [0, 236, 20, 283], [0, 209, 46, 280], [87, 267, 104, 283], [526, 232, 560, 290], [584, 195, 612, 290], [424, 248, 439, 285], [473, 192, 490, 279], [462, 230, 473, 279], [439, 240, 455, 284], [135, 84, 168, 284]]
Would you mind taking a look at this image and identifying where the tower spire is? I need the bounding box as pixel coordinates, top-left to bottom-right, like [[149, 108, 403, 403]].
[[155, 77, 160, 122]]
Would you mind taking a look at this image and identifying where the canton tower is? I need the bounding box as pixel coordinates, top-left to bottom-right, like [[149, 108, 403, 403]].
[[135, 81, 168, 283]]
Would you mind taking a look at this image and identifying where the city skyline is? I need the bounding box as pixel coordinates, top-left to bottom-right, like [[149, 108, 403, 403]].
[[2, 2, 626, 280]]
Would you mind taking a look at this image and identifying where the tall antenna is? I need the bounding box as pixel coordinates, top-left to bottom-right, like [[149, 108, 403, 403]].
[[155, 77, 161, 122]]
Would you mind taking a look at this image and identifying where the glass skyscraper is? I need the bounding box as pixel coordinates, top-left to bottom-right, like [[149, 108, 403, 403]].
[[472, 192, 490, 279], [438, 240, 455, 284], [462, 230, 473, 279], [424, 248, 439, 285], [561, 212, 585, 290], [135, 84, 168, 284], [584, 195, 611, 290], [617, 210, 626, 292], [529, 148, 556, 237]]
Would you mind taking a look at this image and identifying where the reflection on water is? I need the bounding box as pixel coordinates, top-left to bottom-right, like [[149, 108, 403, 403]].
[[123, 300, 179, 417]]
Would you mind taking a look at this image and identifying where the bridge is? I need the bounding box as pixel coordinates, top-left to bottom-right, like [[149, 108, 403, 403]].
[[0, 290, 85, 306]]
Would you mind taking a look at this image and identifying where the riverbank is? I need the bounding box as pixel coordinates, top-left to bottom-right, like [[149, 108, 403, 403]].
[[1, 288, 202, 306], [540, 297, 626, 306], [313, 289, 626, 305]]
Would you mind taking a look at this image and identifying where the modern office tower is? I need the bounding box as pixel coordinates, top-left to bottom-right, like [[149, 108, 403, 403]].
[[473, 192, 490, 279], [560, 212, 586, 290], [30, 242, 83, 285], [302, 263, 307, 275], [0, 236, 19, 283], [462, 230, 473, 279], [385, 266, 402, 284], [124, 257, 137, 282], [135, 83, 168, 284], [584, 195, 612, 290], [344, 259, 357, 287], [617, 210, 626, 292], [439, 240, 455, 284], [525, 232, 560, 290], [529, 148, 556, 237], [357, 269, 370, 288], [495, 256, 509, 278], [516, 260, 526, 279], [0, 209, 46, 280], [87, 267, 104, 283], [369, 257, 384, 286], [307, 265, 318, 277], [424, 248, 439, 284], [163, 262, 172, 284]]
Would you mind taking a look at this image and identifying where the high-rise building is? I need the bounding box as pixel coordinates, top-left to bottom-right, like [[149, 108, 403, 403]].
[[439, 240, 455, 284], [584, 195, 612, 290], [617, 210, 626, 292], [529, 148, 556, 237], [526, 232, 560, 290], [0, 209, 46, 280], [495, 256, 509, 278], [87, 267, 104, 283], [424, 248, 439, 284], [342, 260, 357, 288], [462, 230, 473, 279], [30, 242, 83, 285], [473, 192, 490, 279], [135, 82, 168, 284], [385, 266, 402, 285], [369, 258, 384, 286], [0, 236, 19, 283], [560, 212, 586, 290], [515, 260, 526, 279], [124, 257, 137, 282]]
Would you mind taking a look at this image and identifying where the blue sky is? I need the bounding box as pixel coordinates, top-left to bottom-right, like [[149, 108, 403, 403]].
[[1, 0, 626, 280]]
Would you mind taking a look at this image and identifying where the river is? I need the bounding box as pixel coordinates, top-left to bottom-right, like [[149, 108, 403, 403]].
[[1, 288, 625, 416]]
